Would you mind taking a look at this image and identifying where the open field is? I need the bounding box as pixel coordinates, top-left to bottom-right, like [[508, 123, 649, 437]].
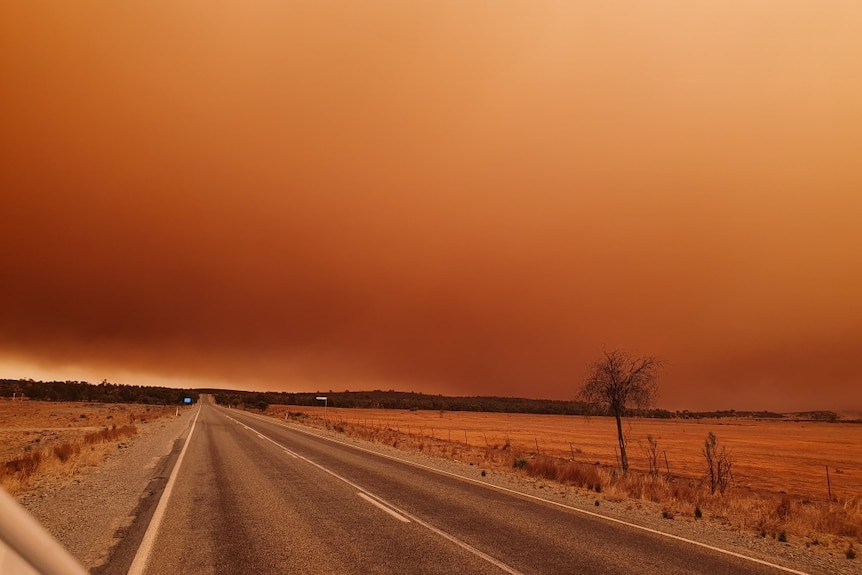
[[0, 400, 175, 493], [266, 405, 862, 552]]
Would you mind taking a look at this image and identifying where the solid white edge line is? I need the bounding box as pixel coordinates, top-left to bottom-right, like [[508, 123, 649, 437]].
[[221, 412, 524, 575], [231, 408, 810, 575], [127, 406, 201, 575], [357, 492, 410, 523]]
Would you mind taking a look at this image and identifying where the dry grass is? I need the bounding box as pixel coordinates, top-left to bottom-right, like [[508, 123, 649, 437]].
[[0, 400, 170, 494], [268, 405, 862, 551], [274, 406, 862, 497]]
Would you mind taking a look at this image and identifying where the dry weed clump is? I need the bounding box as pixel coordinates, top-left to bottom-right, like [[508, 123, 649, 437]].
[[794, 496, 862, 541], [1, 424, 138, 494], [3, 451, 43, 485], [52, 442, 81, 463], [525, 457, 604, 492], [83, 424, 137, 445], [676, 487, 862, 552], [619, 473, 674, 503]]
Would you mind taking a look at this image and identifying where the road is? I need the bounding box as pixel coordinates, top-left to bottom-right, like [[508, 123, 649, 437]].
[[122, 398, 804, 575]]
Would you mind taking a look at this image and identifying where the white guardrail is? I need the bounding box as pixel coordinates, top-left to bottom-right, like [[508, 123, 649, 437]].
[[0, 486, 89, 575]]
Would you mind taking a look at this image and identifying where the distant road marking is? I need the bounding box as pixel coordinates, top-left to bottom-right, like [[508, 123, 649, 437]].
[[357, 492, 410, 523], [231, 408, 809, 575], [221, 412, 523, 575], [127, 407, 201, 575]]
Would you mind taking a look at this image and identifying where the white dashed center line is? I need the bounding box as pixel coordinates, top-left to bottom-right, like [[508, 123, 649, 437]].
[[357, 492, 410, 523]]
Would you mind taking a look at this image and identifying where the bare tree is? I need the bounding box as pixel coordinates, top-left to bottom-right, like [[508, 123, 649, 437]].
[[579, 349, 661, 473], [703, 432, 733, 494], [644, 434, 660, 477]]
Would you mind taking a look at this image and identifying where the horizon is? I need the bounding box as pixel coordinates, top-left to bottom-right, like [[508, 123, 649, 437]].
[[2, 2, 860, 413], [2, 376, 857, 416]]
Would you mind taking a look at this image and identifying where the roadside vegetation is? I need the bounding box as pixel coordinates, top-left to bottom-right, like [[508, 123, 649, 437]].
[[1, 422, 139, 494], [2, 380, 194, 494], [258, 405, 861, 559]]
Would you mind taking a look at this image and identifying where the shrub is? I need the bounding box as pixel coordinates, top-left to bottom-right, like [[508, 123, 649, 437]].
[[645, 435, 660, 476], [2, 451, 42, 480], [703, 432, 733, 494], [847, 545, 856, 560], [83, 425, 137, 445], [53, 442, 80, 463], [525, 457, 555, 477], [776, 495, 792, 520], [695, 506, 702, 519], [561, 462, 602, 491], [778, 530, 787, 543], [628, 474, 669, 503], [513, 458, 528, 469], [525, 457, 603, 492]]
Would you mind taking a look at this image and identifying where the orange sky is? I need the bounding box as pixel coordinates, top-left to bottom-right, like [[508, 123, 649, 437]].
[[2, 2, 861, 411]]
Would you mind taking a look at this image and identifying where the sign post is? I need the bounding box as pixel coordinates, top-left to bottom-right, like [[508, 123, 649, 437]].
[[315, 396, 328, 426]]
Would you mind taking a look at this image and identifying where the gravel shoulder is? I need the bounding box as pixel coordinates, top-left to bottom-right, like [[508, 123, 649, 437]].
[[16, 408, 196, 571]]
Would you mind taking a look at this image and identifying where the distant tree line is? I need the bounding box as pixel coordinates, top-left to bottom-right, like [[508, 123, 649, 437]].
[[675, 409, 784, 420], [207, 389, 594, 414], [5, 379, 837, 420], [0, 379, 199, 405], [673, 409, 840, 422], [206, 388, 842, 422]]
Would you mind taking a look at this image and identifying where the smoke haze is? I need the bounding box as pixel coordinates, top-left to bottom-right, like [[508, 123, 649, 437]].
[[2, 1, 861, 410]]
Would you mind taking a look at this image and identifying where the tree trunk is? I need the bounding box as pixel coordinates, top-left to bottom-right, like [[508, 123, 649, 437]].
[[615, 413, 628, 472]]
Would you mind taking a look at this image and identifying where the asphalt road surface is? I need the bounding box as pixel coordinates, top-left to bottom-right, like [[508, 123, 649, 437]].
[[125, 398, 805, 575]]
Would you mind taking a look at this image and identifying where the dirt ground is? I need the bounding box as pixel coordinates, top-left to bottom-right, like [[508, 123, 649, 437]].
[[0, 400, 176, 492]]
